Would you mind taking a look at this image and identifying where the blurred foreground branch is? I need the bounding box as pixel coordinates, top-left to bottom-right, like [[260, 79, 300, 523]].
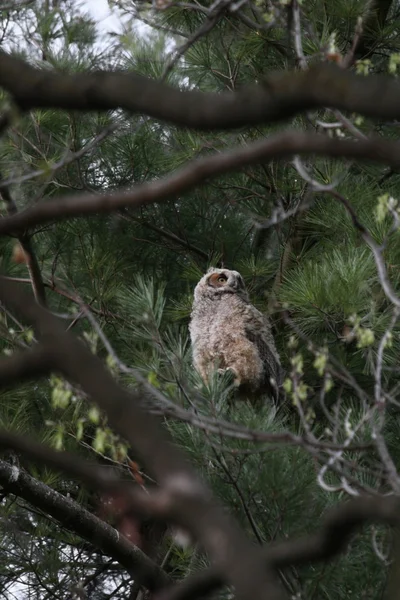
[[1, 52, 400, 128]]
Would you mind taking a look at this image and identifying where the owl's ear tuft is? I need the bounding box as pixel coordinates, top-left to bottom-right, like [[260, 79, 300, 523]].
[[206, 267, 217, 274]]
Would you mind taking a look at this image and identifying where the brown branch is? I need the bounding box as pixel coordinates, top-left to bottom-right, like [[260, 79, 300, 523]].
[[1, 276, 124, 320], [159, 496, 400, 600], [0, 458, 170, 591], [0, 344, 53, 383], [0, 381, 393, 598], [0, 429, 391, 600], [266, 496, 399, 566], [0, 132, 400, 236], [341, 15, 364, 68], [0, 277, 285, 600], [3, 52, 400, 127], [0, 428, 188, 522]]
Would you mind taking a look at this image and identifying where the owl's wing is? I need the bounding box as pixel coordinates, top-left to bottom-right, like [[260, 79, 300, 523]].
[[244, 319, 283, 400]]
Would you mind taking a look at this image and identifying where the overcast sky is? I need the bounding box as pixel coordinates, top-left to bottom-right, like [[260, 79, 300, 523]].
[[82, 0, 123, 35]]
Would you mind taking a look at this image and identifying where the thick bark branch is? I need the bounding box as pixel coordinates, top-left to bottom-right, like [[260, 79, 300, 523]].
[[0, 132, 399, 235], [0, 459, 170, 590], [2, 51, 400, 127], [0, 344, 53, 382]]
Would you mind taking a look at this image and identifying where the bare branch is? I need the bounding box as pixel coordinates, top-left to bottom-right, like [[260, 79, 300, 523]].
[[1, 132, 400, 235], [1, 427, 395, 600], [0, 458, 170, 590], [0, 429, 138, 493], [3, 52, 400, 127], [341, 16, 364, 68], [0, 344, 53, 383], [267, 496, 400, 566], [161, 496, 400, 600], [291, 0, 307, 69]]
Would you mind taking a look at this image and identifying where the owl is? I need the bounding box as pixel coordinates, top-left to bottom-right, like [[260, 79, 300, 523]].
[[189, 268, 282, 400]]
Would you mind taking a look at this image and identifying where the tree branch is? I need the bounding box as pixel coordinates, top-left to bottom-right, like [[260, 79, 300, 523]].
[[0, 429, 394, 600], [160, 496, 400, 600], [0, 344, 53, 383], [0, 458, 170, 591], [0, 132, 400, 235], [2, 52, 400, 127]]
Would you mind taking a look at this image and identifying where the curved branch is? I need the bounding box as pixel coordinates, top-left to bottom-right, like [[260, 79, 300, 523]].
[[0, 132, 399, 235], [160, 496, 400, 600], [2, 51, 400, 127], [0, 459, 170, 591]]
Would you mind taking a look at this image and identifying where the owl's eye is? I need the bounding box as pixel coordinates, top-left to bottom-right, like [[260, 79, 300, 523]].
[[209, 272, 228, 287]]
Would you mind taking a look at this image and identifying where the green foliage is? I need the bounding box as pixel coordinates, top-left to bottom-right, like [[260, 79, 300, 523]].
[[1, 0, 400, 598], [280, 246, 376, 334]]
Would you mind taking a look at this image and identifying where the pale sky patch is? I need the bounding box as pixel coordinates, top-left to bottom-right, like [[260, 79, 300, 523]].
[[81, 0, 123, 35]]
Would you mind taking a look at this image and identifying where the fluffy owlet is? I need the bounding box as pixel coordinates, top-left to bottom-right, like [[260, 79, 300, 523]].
[[189, 268, 282, 400]]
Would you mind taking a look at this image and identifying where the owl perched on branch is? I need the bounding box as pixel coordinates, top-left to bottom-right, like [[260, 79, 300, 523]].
[[189, 268, 282, 401]]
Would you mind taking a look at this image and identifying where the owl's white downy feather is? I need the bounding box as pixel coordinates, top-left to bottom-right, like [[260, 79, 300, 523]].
[[189, 268, 282, 400]]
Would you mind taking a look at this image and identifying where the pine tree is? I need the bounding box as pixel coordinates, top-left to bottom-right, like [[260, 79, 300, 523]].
[[0, 0, 399, 598]]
